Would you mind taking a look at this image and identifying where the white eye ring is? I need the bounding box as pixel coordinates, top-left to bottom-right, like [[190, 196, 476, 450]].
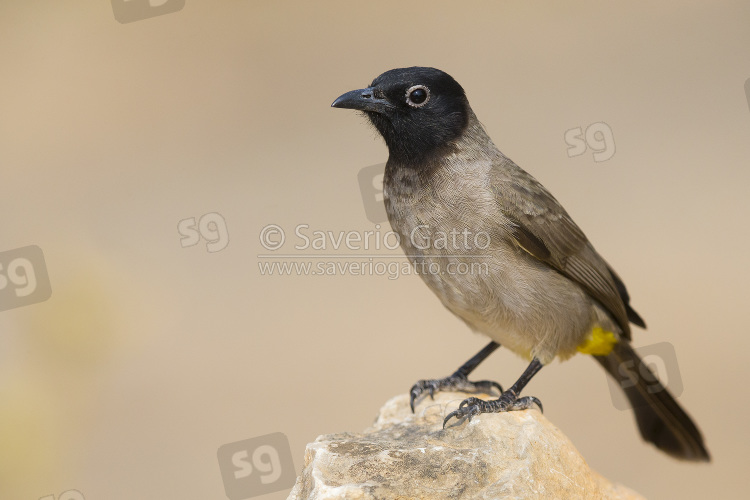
[[405, 85, 430, 108]]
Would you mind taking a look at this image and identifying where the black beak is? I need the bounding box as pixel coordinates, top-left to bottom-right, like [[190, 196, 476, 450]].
[[331, 87, 391, 113]]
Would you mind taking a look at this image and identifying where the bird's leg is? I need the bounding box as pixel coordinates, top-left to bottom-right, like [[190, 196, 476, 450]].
[[443, 357, 544, 428], [410, 341, 503, 412]]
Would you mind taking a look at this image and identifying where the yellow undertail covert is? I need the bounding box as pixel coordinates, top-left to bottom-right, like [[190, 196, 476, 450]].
[[576, 326, 618, 356]]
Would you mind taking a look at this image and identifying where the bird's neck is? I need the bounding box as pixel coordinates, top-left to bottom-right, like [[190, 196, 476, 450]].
[[385, 110, 500, 180], [446, 109, 501, 163]]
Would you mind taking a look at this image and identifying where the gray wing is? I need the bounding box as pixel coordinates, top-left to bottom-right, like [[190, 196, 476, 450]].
[[490, 155, 636, 338]]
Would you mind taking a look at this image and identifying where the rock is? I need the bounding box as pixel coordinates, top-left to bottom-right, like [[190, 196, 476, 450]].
[[288, 392, 645, 500]]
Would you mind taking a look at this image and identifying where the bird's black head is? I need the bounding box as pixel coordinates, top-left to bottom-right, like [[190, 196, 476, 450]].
[[332, 67, 470, 166]]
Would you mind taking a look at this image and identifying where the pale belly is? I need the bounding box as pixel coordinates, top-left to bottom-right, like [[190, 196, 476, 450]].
[[385, 197, 596, 364]]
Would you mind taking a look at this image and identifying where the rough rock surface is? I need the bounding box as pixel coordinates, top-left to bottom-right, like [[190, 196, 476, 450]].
[[288, 391, 645, 500]]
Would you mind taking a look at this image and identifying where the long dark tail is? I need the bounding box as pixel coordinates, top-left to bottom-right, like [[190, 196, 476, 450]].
[[594, 341, 710, 461]]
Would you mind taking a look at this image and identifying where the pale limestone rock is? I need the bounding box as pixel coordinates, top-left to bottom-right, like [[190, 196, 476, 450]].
[[288, 392, 645, 500]]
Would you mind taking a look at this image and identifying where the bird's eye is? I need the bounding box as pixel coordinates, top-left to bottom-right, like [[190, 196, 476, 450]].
[[405, 85, 430, 108]]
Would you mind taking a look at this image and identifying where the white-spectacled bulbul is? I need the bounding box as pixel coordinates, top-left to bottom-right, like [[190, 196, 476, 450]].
[[332, 67, 709, 461]]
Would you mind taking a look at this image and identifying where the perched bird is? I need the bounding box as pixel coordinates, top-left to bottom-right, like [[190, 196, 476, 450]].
[[332, 67, 709, 461]]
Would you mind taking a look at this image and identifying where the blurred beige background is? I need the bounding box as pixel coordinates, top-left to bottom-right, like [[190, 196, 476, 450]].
[[1, 1, 749, 499]]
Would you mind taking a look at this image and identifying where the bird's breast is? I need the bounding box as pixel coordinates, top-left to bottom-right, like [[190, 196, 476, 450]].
[[383, 160, 594, 363], [383, 159, 516, 308]]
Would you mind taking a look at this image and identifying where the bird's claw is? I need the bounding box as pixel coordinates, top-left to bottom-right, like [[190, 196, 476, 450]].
[[442, 392, 543, 429], [409, 375, 503, 413]]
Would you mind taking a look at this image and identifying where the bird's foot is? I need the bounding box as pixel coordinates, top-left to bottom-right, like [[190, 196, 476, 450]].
[[442, 390, 543, 428], [410, 374, 502, 413]]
